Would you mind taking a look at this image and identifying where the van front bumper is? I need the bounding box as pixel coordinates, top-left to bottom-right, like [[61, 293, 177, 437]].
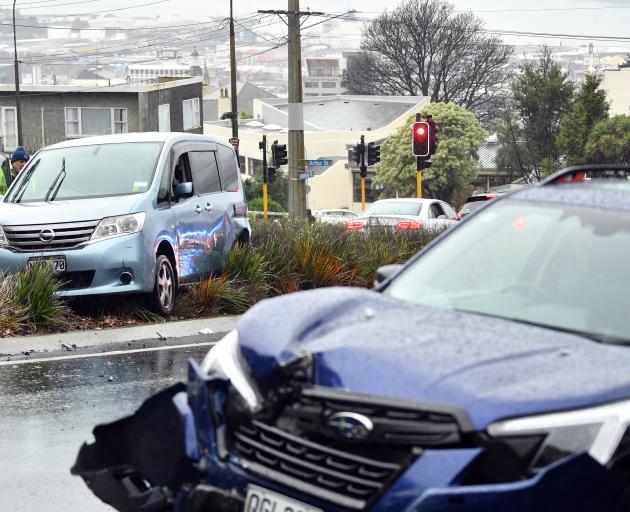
[[0, 232, 154, 296]]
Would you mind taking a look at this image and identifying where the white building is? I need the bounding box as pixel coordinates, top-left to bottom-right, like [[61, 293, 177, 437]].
[[603, 67, 630, 116]]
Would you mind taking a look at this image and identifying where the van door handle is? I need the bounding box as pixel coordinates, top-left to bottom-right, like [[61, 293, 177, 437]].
[[195, 205, 203, 214], [205, 203, 213, 212]]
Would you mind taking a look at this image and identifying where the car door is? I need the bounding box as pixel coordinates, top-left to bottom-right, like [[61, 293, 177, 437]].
[[169, 142, 213, 283], [187, 147, 226, 273], [210, 143, 241, 260]]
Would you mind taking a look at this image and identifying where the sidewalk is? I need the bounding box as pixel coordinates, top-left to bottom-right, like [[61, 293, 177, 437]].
[[0, 316, 239, 357]]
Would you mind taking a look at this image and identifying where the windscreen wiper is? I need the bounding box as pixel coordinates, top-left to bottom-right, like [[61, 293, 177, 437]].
[[44, 158, 66, 202], [11, 159, 40, 203], [454, 308, 629, 345]]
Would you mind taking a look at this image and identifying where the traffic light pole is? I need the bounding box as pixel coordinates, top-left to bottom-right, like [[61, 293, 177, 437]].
[[415, 113, 422, 199], [359, 135, 367, 211], [259, 135, 268, 220]]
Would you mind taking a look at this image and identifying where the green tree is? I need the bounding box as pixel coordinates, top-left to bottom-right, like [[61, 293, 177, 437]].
[[621, 54, 630, 69], [557, 74, 609, 166], [248, 197, 285, 212], [584, 115, 630, 164], [243, 163, 288, 210], [497, 47, 574, 181], [374, 102, 487, 204]]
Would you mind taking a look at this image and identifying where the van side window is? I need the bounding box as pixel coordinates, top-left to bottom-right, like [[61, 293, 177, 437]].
[[173, 154, 193, 191], [216, 145, 239, 192], [157, 161, 171, 203], [188, 151, 221, 195]]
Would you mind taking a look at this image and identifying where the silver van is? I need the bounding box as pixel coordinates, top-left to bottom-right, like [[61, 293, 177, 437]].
[[0, 133, 251, 315]]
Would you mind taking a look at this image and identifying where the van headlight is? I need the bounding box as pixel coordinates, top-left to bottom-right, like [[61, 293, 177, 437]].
[[488, 399, 630, 470], [201, 330, 263, 414], [91, 213, 145, 241]]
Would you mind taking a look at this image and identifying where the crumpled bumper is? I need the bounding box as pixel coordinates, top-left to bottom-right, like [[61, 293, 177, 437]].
[[72, 360, 629, 512]]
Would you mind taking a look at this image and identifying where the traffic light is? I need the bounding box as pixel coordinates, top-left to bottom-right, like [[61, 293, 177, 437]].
[[413, 121, 430, 158], [367, 142, 381, 166], [271, 140, 288, 167], [351, 144, 362, 165], [427, 116, 438, 156], [267, 167, 276, 184]]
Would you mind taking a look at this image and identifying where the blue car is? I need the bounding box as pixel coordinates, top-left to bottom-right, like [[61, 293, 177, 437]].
[[73, 165, 630, 511]]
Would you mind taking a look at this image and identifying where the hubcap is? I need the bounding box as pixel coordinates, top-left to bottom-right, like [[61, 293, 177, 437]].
[[157, 261, 173, 310]]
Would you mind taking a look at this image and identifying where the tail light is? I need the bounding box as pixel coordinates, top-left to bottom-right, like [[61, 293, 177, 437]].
[[485, 194, 497, 200], [346, 221, 365, 231], [396, 221, 423, 231], [455, 212, 463, 220], [234, 202, 248, 217]]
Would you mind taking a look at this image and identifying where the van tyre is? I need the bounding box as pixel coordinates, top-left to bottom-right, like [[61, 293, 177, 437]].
[[152, 255, 176, 316]]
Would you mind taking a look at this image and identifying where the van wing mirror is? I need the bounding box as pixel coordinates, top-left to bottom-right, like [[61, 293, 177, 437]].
[[174, 182, 193, 198], [374, 264, 404, 287]]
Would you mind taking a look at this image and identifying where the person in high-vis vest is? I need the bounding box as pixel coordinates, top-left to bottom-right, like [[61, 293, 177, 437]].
[[0, 146, 30, 195]]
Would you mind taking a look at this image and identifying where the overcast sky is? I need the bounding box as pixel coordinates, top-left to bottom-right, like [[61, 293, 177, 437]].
[[28, 0, 630, 50]]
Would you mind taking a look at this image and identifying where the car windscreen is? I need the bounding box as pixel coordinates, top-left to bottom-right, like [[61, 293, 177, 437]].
[[385, 200, 630, 342], [5, 142, 163, 203], [459, 200, 488, 215], [362, 202, 422, 217]]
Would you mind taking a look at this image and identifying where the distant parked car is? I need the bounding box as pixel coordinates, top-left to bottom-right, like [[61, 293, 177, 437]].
[[314, 208, 357, 225], [347, 198, 458, 232], [459, 185, 526, 218], [0, 133, 251, 315]]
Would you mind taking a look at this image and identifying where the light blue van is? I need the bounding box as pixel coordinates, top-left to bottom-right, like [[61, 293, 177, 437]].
[[0, 133, 251, 315]]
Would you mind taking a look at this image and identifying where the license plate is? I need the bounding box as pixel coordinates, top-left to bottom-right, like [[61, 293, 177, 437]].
[[244, 485, 323, 512], [27, 256, 67, 275]]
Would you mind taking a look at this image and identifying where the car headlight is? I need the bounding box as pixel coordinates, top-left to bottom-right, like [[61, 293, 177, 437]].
[[91, 213, 146, 241], [201, 329, 263, 414], [0, 226, 7, 246], [488, 399, 630, 470]]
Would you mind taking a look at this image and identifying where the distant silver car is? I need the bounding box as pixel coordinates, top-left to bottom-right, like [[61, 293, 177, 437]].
[[314, 208, 357, 225], [346, 198, 458, 232], [0, 133, 251, 315]]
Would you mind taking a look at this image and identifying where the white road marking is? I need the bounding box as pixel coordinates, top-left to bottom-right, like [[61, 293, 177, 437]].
[[0, 341, 216, 367]]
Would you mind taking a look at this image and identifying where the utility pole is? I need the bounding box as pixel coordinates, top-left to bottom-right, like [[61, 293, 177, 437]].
[[229, 0, 239, 144], [287, 0, 305, 218], [12, 0, 22, 147], [259, 3, 323, 219]]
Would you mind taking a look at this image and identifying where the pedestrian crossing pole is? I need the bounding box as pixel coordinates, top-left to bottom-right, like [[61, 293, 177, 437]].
[[416, 113, 422, 199]]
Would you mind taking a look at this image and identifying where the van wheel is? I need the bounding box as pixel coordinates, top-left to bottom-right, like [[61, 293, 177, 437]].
[[151, 255, 176, 316]]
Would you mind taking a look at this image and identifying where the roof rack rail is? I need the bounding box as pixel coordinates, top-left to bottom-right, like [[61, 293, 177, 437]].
[[542, 164, 630, 186]]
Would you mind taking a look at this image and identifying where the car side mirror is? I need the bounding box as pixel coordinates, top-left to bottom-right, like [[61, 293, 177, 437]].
[[374, 264, 403, 287], [174, 182, 193, 199]]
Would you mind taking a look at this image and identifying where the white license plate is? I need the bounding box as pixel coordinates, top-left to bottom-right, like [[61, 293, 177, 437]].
[[27, 257, 66, 275], [244, 485, 323, 512]]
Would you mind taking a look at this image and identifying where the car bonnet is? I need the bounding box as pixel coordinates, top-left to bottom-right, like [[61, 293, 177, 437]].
[[237, 287, 630, 430]]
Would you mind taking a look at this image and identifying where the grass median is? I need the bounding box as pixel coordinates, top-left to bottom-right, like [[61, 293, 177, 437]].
[[0, 220, 440, 336]]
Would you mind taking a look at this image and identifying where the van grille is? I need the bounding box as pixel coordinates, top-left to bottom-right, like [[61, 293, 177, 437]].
[[3, 220, 99, 252]]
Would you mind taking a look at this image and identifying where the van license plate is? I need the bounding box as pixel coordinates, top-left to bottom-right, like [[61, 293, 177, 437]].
[[27, 256, 66, 275], [244, 485, 323, 512]]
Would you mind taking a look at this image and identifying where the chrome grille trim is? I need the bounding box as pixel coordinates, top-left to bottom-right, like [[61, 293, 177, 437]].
[[3, 220, 100, 251]]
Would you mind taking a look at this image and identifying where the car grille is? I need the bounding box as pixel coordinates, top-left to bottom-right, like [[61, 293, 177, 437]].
[[59, 270, 96, 290], [232, 421, 407, 510], [3, 220, 99, 251], [229, 387, 472, 510]]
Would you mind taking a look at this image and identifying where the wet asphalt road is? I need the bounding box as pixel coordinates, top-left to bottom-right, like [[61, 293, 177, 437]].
[[0, 338, 220, 512]]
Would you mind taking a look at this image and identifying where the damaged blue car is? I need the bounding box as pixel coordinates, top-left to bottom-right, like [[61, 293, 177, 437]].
[[73, 166, 630, 512]]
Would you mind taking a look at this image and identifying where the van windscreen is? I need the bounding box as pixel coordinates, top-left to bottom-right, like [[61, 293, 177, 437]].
[[6, 142, 163, 203]]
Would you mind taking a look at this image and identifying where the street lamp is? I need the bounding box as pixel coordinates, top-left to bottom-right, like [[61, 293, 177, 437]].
[[13, 0, 23, 147]]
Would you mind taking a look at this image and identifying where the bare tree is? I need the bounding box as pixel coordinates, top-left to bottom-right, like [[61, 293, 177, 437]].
[[346, 0, 513, 122]]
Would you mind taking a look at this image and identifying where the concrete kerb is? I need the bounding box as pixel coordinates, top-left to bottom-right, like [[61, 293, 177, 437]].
[[0, 316, 239, 357]]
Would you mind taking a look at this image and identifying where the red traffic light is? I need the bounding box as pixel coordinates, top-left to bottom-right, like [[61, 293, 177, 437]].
[[413, 122, 430, 157]]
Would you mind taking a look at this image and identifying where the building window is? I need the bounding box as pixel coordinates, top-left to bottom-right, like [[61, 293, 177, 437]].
[[65, 107, 128, 137], [304, 81, 319, 88], [322, 82, 337, 89], [158, 104, 170, 132], [183, 97, 200, 130], [353, 172, 378, 204]]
